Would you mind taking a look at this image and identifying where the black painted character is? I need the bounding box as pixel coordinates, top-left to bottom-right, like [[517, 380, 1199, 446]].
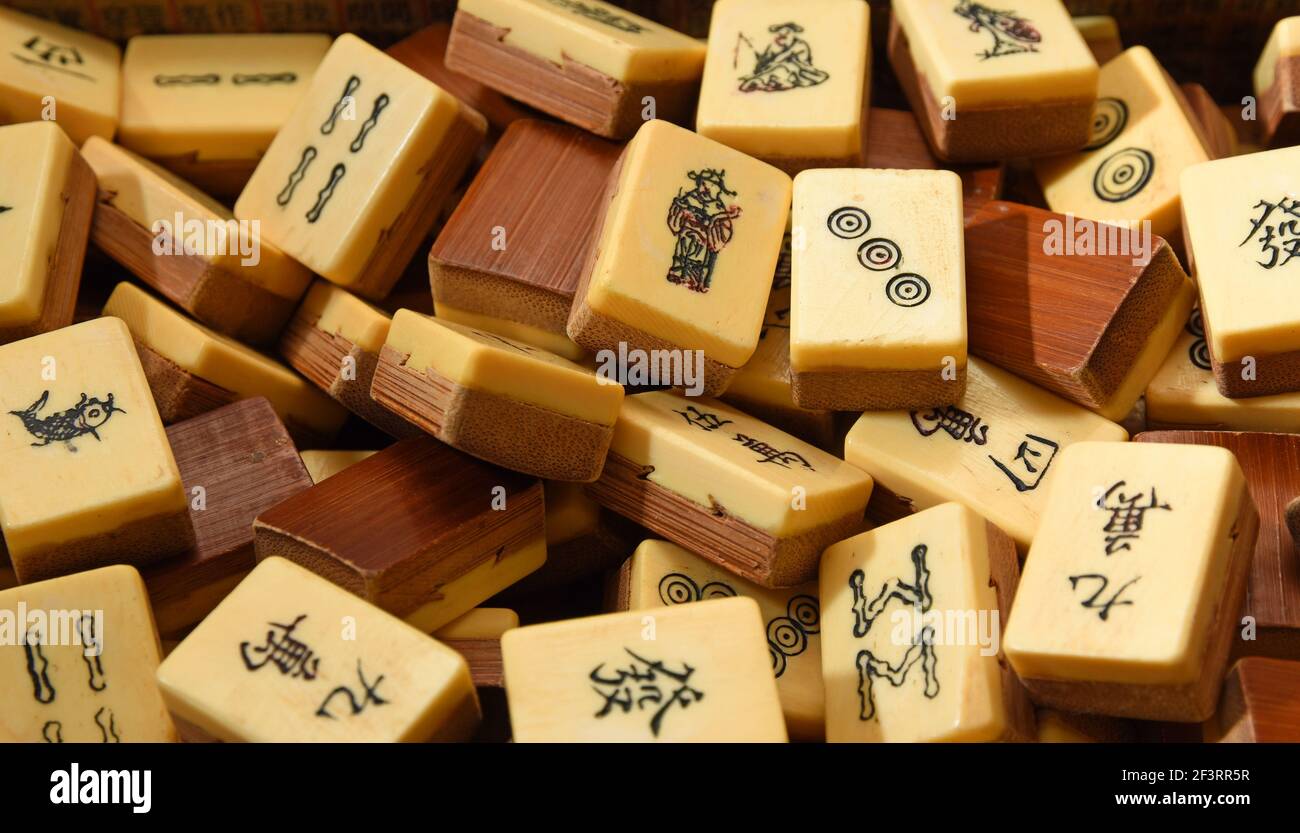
[[9, 391, 126, 448]]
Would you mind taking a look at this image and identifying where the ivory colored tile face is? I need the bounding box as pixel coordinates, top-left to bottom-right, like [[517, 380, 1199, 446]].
[[820, 503, 1015, 742], [1182, 146, 1300, 369], [724, 299, 795, 408], [118, 34, 332, 161], [1146, 308, 1300, 432], [620, 539, 824, 739], [791, 168, 966, 373], [104, 282, 348, 441], [157, 557, 481, 742], [0, 122, 76, 329], [571, 119, 791, 374], [696, 0, 870, 166], [894, 0, 1096, 107], [0, 566, 176, 742], [435, 303, 586, 360], [609, 391, 872, 539], [1072, 15, 1122, 64], [386, 312, 623, 426], [235, 34, 480, 295], [546, 481, 602, 545], [0, 7, 121, 144], [1253, 16, 1300, 100], [844, 357, 1129, 549], [377, 312, 623, 480], [295, 280, 393, 356], [82, 137, 313, 302], [0, 317, 191, 582], [1004, 443, 1254, 706], [456, 0, 704, 83], [502, 597, 787, 741], [300, 450, 378, 484], [434, 608, 519, 640], [1035, 47, 1210, 241]]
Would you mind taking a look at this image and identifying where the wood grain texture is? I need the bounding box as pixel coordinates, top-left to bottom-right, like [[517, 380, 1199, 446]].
[[371, 344, 613, 481], [791, 364, 965, 411], [1136, 430, 1300, 660], [144, 397, 313, 635], [966, 201, 1188, 409], [1214, 657, 1300, 741], [1210, 337, 1300, 399], [585, 452, 864, 588], [386, 22, 534, 135], [133, 337, 329, 448], [90, 197, 298, 345], [134, 338, 241, 424], [278, 311, 422, 439], [441, 638, 505, 687], [345, 101, 486, 300], [1179, 82, 1238, 159], [15, 506, 196, 585], [1017, 490, 1259, 722], [0, 151, 94, 345], [862, 107, 1004, 225], [429, 119, 621, 302], [252, 436, 544, 619], [444, 10, 697, 139], [1259, 54, 1300, 149], [887, 14, 1093, 163], [984, 519, 1037, 742]]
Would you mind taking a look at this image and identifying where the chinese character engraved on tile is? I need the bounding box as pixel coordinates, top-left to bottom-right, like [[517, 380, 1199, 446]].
[[15, 36, 92, 80], [1240, 196, 1300, 270], [590, 648, 704, 737], [989, 433, 1060, 492], [316, 660, 389, 719], [910, 405, 989, 444], [1098, 480, 1171, 555], [674, 404, 733, 432], [239, 613, 321, 680], [1068, 573, 1140, 622]]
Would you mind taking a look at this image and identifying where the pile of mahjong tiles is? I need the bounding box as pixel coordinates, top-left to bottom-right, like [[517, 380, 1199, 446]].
[[0, 0, 1299, 743]]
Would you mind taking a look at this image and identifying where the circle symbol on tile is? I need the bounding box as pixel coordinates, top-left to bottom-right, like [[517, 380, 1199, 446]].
[[658, 573, 699, 604], [787, 595, 820, 635], [827, 206, 870, 238], [858, 237, 903, 271], [885, 273, 931, 307], [1084, 97, 1128, 150], [1093, 148, 1154, 203]]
